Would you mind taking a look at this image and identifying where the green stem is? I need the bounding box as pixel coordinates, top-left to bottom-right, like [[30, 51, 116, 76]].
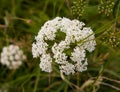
[[114, 0, 120, 31], [115, 0, 120, 19], [12, 0, 16, 16], [33, 69, 40, 92], [77, 72, 80, 87]]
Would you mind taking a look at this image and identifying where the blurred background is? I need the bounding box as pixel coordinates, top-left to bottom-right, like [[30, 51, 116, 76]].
[[0, 0, 120, 92]]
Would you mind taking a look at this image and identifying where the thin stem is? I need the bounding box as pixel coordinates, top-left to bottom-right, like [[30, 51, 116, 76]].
[[65, 0, 72, 16], [77, 72, 80, 86], [44, 81, 61, 92], [12, 0, 16, 16], [60, 71, 81, 91], [93, 65, 103, 85], [103, 76, 120, 84], [115, 0, 120, 21], [100, 82, 120, 91], [114, 0, 120, 31], [33, 69, 40, 92], [0, 24, 7, 28]]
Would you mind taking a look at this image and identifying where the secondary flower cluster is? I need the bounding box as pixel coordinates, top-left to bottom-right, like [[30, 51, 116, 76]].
[[32, 17, 96, 75], [0, 45, 26, 69]]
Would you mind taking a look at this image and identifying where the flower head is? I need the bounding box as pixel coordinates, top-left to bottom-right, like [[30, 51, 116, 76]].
[[0, 45, 26, 69], [32, 17, 96, 75]]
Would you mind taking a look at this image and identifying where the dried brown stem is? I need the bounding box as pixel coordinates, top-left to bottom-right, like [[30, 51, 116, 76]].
[[100, 82, 120, 91], [0, 24, 7, 28]]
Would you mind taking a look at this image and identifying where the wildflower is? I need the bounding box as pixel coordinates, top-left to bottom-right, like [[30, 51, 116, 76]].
[[98, 0, 115, 16], [39, 54, 52, 73], [32, 17, 96, 75], [71, 0, 88, 19], [0, 45, 26, 69]]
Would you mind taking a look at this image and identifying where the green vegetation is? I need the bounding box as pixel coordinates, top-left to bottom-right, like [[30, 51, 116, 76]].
[[0, 0, 120, 92]]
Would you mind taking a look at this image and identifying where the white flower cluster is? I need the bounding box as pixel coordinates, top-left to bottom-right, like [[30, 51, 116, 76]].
[[0, 45, 26, 69], [32, 17, 96, 75]]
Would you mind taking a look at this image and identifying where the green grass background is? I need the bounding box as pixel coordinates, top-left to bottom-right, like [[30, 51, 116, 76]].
[[0, 0, 120, 92]]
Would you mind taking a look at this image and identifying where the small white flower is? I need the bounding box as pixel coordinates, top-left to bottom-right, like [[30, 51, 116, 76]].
[[60, 63, 75, 75], [71, 46, 86, 62], [0, 45, 26, 69], [75, 59, 88, 72], [32, 17, 96, 75], [9, 55, 14, 61], [53, 52, 68, 64], [39, 54, 52, 73]]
